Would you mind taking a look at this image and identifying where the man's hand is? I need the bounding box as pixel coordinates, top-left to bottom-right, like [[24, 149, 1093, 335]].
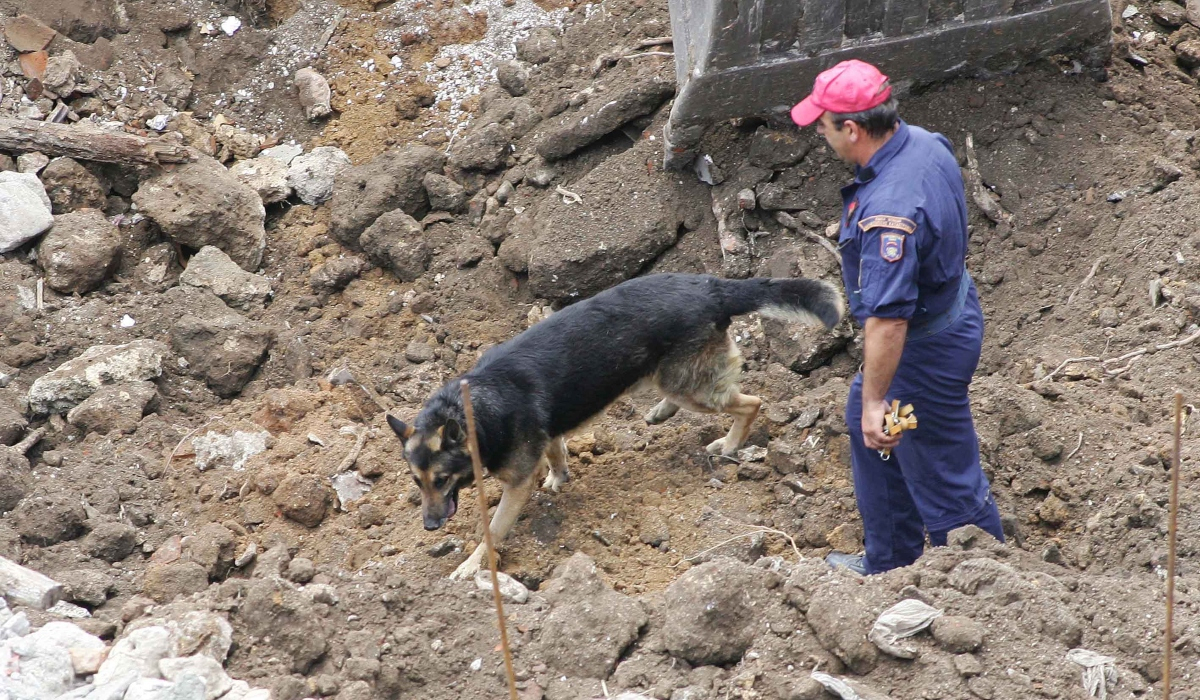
[[861, 399, 901, 451]]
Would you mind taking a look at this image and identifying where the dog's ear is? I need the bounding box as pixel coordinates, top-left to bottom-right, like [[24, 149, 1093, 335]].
[[386, 414, 414, 440], [443, 419, 464, 445]]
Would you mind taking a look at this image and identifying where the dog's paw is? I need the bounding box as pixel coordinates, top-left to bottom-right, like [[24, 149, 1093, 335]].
[[706, 438, 736, 457], [542, 468, 570, 492], [644, 401, 679, 425], [449, 557, 483, 581]]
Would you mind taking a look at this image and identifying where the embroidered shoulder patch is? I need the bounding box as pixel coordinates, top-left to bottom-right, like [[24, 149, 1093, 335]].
[[880, 232, 905, 263], [858, 214, 917, 234]]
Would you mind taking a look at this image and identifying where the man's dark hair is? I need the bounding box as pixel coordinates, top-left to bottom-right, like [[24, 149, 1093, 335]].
[[829, 97, 899, 139]]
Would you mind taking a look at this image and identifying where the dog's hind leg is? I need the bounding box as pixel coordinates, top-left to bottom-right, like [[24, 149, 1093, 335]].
[[644, 399, 681, 425], [705, 392, 762, 457], [542, 436, 570, 492], [450, 473, 537, 581]]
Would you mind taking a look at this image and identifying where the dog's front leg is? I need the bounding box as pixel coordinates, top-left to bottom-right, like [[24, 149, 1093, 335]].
[[449, 474, 536, 581]]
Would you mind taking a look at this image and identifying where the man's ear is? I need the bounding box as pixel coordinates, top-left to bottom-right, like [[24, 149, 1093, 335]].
[[444, 419, 464, 444], [387, 414, 414, 439]]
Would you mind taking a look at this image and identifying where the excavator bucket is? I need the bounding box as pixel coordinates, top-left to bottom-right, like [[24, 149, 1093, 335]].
[[663, 0, 1112, 168]]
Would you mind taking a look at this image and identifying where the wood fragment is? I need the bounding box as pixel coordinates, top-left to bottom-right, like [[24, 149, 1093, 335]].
[[1066, 256, 1105, 305], [0, 555, 64, 610], [1165, 392, 1183, 697], [963, 134, 1012, 226], [0, 117, 193, 166], [775, 212, 842, 265], [11, 427, 44, 456], [335, 426, 369, 474], [1065, 432, 1084, 460]]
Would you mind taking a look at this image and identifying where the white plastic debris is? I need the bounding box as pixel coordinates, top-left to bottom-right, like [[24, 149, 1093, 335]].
[[1121, 4, 1139, 18], [811, 672, 893, 700], [193, 430, 271, 472], [736, 445, 767, 462], [221, 16, 242, 36], [1066, 648, 1119, 699], [146, 115, 170, 132], [47, 600, 91, 619], [474, 570, 530, 603], [694, 154, 716, 185], [469, 658, 482, 672], [331, 471, 373, 509], [390, 55, 404, 71], [120, 315, 136, 328], [868, 599, 943, 658]]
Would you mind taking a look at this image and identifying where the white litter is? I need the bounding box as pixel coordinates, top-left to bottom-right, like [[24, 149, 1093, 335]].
[[221, 16, 242, 36], [146, 115, 170, 132], [469, 658, 482, 672], [1066, 648, 1119, 699], [694, 154, 716, 185], [868, 599, 944, 659], [120, 315, 136, 328], [736, 445, 768, 462]]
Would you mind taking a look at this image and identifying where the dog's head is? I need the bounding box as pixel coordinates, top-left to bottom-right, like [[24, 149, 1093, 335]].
[[387, 413, 474, 530]]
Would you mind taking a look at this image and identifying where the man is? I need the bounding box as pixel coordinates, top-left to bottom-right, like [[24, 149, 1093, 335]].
[[791, 60, 1005, 574]]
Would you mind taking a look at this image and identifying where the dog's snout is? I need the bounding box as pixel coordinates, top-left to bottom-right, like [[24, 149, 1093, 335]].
[[423, 515, 447, 530]]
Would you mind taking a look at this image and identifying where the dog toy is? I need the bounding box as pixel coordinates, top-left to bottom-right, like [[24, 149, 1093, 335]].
[[879, 400, 917, 460]]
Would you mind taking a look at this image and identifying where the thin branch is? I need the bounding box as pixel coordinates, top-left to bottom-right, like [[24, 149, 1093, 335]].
[[1065, 432, 1084, 460], [1066, 256, 1105, 305]]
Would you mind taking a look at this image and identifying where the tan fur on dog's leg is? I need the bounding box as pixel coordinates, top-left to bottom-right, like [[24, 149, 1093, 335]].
[[449, 474, 537, 580], [543, 436, 570, 492], [705, 393, 762, 457], [644, 399, 681, 425]]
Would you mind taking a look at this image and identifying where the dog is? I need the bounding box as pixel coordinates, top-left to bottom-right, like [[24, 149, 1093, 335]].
[[387, 272, 843, 580]]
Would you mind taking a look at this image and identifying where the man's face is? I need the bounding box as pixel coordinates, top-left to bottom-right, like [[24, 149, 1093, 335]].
[[815, 112, 855, 163]]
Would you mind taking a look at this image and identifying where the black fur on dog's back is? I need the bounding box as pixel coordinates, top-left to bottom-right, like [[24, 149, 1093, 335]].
[[412, 273, 842, 472]]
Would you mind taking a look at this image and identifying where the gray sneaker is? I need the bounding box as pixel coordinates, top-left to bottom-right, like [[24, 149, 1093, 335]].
[[825, 551, 868, 575]]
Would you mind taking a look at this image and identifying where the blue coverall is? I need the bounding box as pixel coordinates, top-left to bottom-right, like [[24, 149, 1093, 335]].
[[838, 120, 1004, 574]]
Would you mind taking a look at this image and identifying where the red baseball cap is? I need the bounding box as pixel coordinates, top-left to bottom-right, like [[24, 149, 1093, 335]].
[[791, 60, 892, 127]]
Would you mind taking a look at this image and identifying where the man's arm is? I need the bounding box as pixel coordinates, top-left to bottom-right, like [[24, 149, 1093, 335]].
[[860, 316, 907, 450]]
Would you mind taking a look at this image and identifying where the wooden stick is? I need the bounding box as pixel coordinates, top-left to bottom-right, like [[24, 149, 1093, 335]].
[[0, 117, 193, 166], [0, 555, 64, 610], [1066, 256, 1105, 305], [11, 427, 45, 456], [1164, 391, 1183, 698], [335, 425, 368, 474], [459, 380, 519, 700], [774, 212, 843, 265]]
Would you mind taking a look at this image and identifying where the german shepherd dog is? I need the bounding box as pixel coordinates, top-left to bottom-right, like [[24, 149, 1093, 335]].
[[387, 272, 842, 579]]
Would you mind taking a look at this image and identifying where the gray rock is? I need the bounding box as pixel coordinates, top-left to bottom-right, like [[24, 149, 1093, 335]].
[[60, 569, 114, 607], [285, 557, 316, 584], [806, 580, 880, 674], [0, 171, 54, 253], [748, 128, 811, 170], [66, 381, 156, 435], [40, 157, 107, 213], [36, 209, 121, 294], [6, 621, 98, 699], [171, 312, 273, 398], [287, 146, 351, 205], [184, 523, 238, 580], [931, 616, 985, 653], [133, 155, 266, 271], [84, 521, 138, 562], [359, 210, 429, 282], [422, 172, 467, 212], [27, 339, 168, 414], [516, 26, 559, 64], [193, 430, 271, 472], [230, 157, 292, 205], [180, 246, 272, 309], [535, 553, 646, 678], [537, 79, 674, 161], [497, 60, 530, 96], [451, 122, 511, 171], [274, 473, 333, 527], [260, 144, 303, 165], [0, 468, 28, 514], [96, 625, 173, 685], [125, 678, 176, 700], [764, 317, 852, 373], [142, 561, 210, 603], [241, 577, 329, 673], [661, 559, 763, 665], [0, 403, 28, 446], [474, 570, 530, 603], [328, 145, 446, 245], [309, 256, 368, 292], [528, 141, 684, 303], [404, 338, 436, 364], [295, 67, 333, 121], [18, 152, 49, 174], [995, 389, 1044, 437], [160, 656, 233, 700]]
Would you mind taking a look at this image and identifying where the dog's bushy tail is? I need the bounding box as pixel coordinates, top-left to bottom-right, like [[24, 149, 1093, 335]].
[[719, 277, 844, 329]]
